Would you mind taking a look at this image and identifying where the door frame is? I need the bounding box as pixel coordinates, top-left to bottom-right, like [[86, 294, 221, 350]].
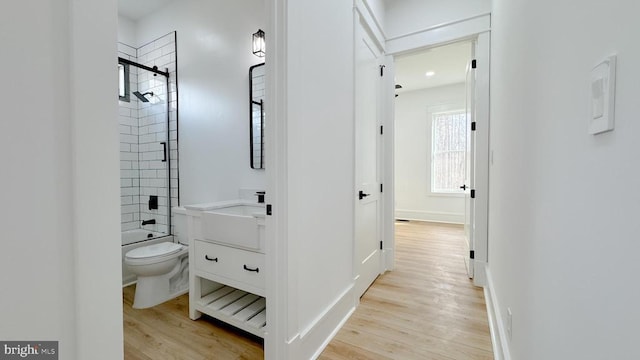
[[465, 48, 477, 279], [383, 14, 491, 286], [353, 10, 385, 298]]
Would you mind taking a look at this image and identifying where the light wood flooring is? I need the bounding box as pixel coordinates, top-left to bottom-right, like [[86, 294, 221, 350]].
[[319, 221, 493, 360], [123, 221, 492, 359], [123, 285, 263, 359]]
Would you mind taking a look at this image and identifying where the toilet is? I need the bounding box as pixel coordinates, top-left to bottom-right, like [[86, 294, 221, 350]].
[[125, 207, 189, 309]]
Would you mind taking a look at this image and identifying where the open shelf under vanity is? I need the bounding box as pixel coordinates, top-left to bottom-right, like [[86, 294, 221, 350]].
[[194, 284, 266, 337]]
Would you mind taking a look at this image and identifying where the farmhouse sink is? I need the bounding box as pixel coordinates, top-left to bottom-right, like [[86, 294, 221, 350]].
[[207, 204, 265, 217], [198, 203, 265, 251]]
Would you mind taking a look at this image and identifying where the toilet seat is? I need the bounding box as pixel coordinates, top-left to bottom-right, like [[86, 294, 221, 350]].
[[127, 242, 183, 259]]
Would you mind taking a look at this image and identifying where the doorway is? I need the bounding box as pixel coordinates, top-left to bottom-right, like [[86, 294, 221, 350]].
[[384, 28, 490, 286], [393, 39, 474, 276]]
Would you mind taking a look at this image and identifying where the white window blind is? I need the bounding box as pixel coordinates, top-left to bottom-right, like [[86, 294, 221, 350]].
[[432, 110, 466, 193]]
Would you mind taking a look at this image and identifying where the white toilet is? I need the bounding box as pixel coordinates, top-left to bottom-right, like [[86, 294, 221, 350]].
[[125, 207, 189, 309]]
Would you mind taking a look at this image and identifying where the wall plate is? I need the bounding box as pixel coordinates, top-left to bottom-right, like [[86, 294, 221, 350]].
[[589, 55, 616, 135]]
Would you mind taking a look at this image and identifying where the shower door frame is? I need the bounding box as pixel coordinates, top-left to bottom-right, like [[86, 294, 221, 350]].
[[118, 56, 173, 237]]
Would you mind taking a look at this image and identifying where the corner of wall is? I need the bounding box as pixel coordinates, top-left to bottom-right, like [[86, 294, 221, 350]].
[[72, 0, 124, 358]]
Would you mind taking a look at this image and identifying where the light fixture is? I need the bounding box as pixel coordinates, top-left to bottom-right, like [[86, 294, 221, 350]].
[[425, 71, 435, 77], [252, 29, 265, 57]]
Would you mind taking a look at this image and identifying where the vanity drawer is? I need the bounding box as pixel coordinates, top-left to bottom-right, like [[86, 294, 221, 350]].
[[194, 240, 265, 290]]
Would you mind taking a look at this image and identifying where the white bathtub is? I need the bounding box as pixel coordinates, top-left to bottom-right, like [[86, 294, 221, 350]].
[[122, 229, 164, 246], [121, 229, 174, 286]]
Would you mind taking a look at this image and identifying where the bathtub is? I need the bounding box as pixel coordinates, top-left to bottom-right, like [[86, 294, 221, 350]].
[[122, 229, 174, 286]]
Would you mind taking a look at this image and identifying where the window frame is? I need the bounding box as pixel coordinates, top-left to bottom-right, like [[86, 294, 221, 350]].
[[118, 62, 130, 102], [430, 109, 467, 196]]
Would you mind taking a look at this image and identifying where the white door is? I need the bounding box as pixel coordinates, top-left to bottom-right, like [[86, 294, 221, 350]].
[[463, 43, 477, 279], [354, 15, 382, 298]]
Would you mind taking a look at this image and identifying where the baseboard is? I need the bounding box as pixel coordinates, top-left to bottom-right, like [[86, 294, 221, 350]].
[[289, 285, 356, 360], [484, 266, 512, 360], [395, 209, 464, 224]]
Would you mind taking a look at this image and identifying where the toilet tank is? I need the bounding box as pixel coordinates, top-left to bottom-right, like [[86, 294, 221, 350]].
[[172, 207, 188, 245]]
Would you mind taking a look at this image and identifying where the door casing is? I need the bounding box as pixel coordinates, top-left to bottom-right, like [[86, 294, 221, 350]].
[[383, 14, 491, 286]]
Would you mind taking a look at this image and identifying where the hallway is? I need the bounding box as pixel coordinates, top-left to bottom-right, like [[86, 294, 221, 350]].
[[320, 221, 493, 359]]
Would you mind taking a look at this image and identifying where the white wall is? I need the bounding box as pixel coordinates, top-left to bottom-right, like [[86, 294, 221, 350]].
[[267, 0, 357, 358], [1, 1, 122, 359], [0, 1, 77, 354], [289, 0, 354, 327], [71, 0, 123, 357], [134, 0, 266, 205], [383, 0, 490, 39], [489, 0, 640, 358], [118, 15, 137, 46], [395, 84, 465, 223]]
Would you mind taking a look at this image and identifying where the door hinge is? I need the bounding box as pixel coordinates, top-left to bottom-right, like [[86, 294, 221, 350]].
[[380, 183, 383, 193], [470, 250, 475, 259], [266, 204, 272, 216], [380, 241, 383, 250], [380, 64, 385, 76], [380, 125, 384, 135], [471, 189, 476, 199], [471, 122, 476, 131], [471, 59, 477, 69]]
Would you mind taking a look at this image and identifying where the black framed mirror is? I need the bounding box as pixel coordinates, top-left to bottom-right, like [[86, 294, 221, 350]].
[[250, 63, 265, 169]]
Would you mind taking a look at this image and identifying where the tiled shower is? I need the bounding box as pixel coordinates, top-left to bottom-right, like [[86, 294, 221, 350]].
[[118, 32, 178, 241]]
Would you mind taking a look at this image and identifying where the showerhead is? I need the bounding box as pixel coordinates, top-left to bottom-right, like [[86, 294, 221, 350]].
[[133, 91, 154, 102]]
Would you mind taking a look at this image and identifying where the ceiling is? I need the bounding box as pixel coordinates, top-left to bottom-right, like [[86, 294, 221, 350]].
[[118, 0, 175, 20], [395, 41, 473, 93]]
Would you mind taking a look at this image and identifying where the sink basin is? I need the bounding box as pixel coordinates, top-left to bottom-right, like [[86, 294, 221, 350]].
[[200, 203, 265, 251], [207, 205, 265, 217]]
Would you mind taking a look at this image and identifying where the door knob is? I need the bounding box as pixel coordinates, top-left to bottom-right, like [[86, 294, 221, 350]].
[[460, 184, 467, 190], [359, 190, 370, 200]]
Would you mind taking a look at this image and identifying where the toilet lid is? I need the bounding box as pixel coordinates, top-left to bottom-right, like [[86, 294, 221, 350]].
[[126, 242, 183, 259]]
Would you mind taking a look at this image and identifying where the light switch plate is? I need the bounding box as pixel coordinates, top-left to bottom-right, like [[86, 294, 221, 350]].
[[589, 55, 616, 135]]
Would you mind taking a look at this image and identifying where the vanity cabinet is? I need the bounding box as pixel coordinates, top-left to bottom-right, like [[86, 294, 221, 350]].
[[186, 201, 267, 338], [193, 240, 265, 295]]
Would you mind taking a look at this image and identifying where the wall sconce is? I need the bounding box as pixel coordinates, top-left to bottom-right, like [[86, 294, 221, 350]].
[[252, 29, 265, 57]]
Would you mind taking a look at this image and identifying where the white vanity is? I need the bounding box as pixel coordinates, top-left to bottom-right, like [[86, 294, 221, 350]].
[[185, 200, 266, 337]]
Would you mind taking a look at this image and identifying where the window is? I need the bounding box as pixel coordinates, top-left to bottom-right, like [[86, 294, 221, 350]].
[[118, 62, 130, 102], [431, 110, 466, 193]]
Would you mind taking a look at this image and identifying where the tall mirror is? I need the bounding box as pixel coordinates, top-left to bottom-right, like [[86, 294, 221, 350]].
[[250, 63, 265, 169]]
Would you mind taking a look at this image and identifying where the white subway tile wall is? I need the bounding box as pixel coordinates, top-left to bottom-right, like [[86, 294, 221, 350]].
[[118, 42, 140, 232], [117, 32, 179, 240]]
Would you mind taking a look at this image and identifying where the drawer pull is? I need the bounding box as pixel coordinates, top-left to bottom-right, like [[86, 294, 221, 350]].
[[205, 255, 218, 262], [243, 265, 260, 273]]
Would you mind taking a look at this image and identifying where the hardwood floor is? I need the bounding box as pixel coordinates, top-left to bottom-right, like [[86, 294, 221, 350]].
[[123, 221, 492, 359], [123, 285, 263, 359], [319, 221, 493, 360]]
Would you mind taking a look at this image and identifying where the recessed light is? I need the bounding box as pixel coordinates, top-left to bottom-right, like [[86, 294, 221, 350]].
[[425, 71, 435, 77]]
